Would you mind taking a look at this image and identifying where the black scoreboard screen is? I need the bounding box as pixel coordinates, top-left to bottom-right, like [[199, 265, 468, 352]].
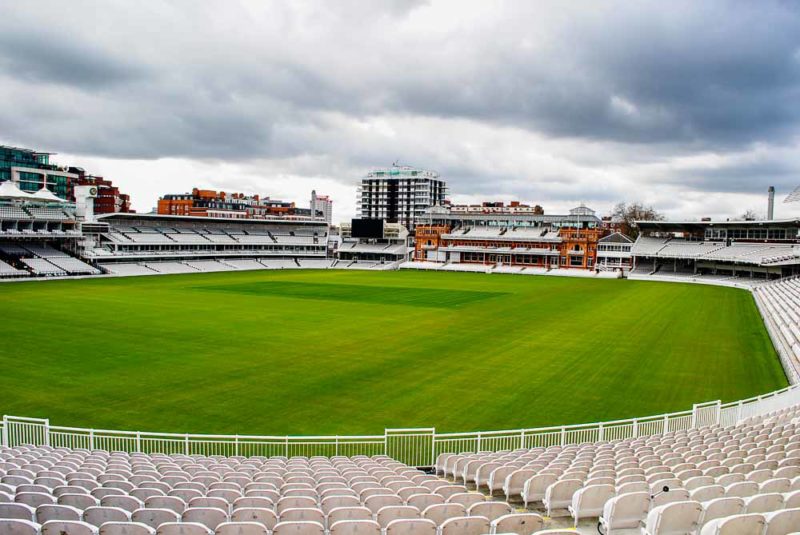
[[351, 218, 384, 239]]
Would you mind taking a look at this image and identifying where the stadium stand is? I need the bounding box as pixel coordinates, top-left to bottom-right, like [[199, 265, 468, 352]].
[[87, 214, 329, 273], [0, 449, 519, 535], [2, 385, 800, 534], [754, 277, 800, 384], [223, 260, 270, 271], [100, 264, 158, 276], [631, 219, 800, 283], [19, 258, 66, 276], [400, 261, 621, 279], [0, 259, 27, 278]]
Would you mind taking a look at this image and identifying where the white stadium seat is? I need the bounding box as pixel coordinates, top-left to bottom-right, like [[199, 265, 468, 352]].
[[213, 522, 267, 535], [41, 520, 99, 535], [699, 513, 766, 535], [598, 491, 649, 531], [489, 513, 543, 535], [642, 501, 703, 535], [99, 523, 156, 535], [0, 520, 40, 535]]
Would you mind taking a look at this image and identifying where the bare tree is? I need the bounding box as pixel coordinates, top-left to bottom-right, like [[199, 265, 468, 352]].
[[611, 202, 664, 240], [737, 209, 759, 221]]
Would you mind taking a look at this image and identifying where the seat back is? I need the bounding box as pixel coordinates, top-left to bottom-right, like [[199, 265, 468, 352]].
[[745, 493, 784, 514], [271, 521, 325, 535], [36, 505, 81, 524], [228, 509, 277, 531], [465, 501, 512, 521], [155, 523, 213, 535], [41, 521, 99, 535], [490, 513, 544, 535], [405, 495, 443, 511], [83, 507, 131, 528], [375, 506, 419, 528], [183, 508, 229, 531], [0, 504, 35, 522], [278, 509, 323, 525], [144, 498, 186, 515], [421, 504, 465, 527], [213, 522, 268, 535], [764, 508, 800, 535], [384, 519, 436, 535], [439, 516, 488, 535], [702, 497, 745, 524], [701, 513, 765, 535], [131, 508, 180, 530], [328, 520, 381, 535], [601, 492, 648, 530], [0, 519, 41, 535], [98, 522, 155, 535], [689, 485, 724, 503], [643, 501, 702, 535]]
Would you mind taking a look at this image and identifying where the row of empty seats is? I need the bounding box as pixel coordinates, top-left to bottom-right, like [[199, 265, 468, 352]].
[[632, 237, 800, 266], [0, 242, 100, 277], [0, 448, 545, 535], [755, 278, 800, 382], [99, 259, 337, 277], [0, 206, 73, 221], [434, 401, 800, 533], [399, 262, 619, 279]]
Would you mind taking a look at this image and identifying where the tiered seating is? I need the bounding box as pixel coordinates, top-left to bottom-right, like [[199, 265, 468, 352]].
[[399, 261, 444, 271], [0, 259, 28, 277], [20, 258, 66, 276], [0, 449, 537, 535], [436, 403, 800, 533], [183, 261, 237, 273], [0, 206, 31, 220], [298, 260, 333, 269], [656, 241, 725, 258], [127, 233, 175, 245], [0, 243, 30, 256], [234, 235, 275, 246], [23, 244, 67, 258], [202, 233, 238, 244], [26, 208, 70, 221], [45, 257, 101, 276], [755, 278, 800, 382], [166, 233, 212, 245], [143, 263, 198, 275], [260, 260, 299, 269], [274, 236, 315, 245], [224, 260, 268, 271], [100, 264, 157, 276], [439, 263, 491, 273], [630, 237, 669, 256]]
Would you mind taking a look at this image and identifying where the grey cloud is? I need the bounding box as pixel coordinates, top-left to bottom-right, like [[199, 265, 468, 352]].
[[0, 29, 143, 88], [0, 0, 799, 218]]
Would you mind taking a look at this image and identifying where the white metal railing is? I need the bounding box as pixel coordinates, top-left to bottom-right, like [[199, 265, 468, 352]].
[[3, 383, 799, 467]]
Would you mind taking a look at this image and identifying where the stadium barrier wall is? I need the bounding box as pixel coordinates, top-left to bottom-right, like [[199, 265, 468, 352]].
[[3, 383, 799, 467]]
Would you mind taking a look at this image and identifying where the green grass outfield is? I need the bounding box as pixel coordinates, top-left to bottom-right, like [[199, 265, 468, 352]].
[[0, 269, 787, 436]]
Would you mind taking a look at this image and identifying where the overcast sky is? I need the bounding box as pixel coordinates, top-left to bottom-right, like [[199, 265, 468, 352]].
[[2, 0, 800, 222]]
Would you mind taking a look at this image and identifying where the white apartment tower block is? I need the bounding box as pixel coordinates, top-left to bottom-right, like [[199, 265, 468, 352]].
[[357, 165, 447, 230]]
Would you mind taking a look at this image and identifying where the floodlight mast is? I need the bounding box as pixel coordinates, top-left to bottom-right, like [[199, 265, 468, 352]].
[[785, 184, 800, 203]]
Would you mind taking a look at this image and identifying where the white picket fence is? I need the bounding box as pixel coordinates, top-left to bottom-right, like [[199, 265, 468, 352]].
[[3, 383, 799, 467]]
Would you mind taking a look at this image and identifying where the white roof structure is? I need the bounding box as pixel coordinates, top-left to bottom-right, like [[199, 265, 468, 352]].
[[32, 187, 64, 203], [0, 180, 36, 200]]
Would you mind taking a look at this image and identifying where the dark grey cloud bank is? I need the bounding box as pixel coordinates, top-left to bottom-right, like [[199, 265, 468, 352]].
[[1, 0, 799, 214]]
